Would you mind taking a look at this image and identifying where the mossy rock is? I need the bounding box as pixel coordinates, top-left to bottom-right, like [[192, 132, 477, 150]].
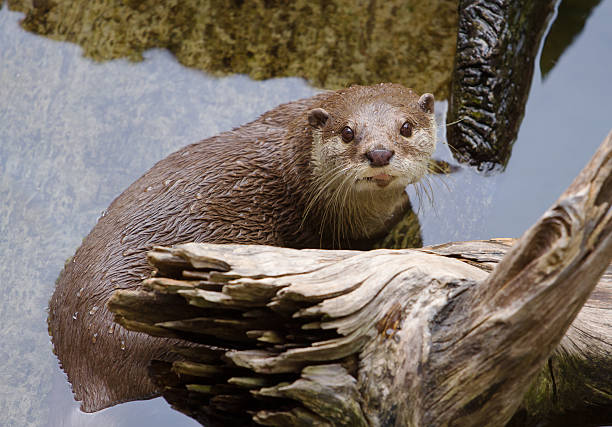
[[8, 0, 457, 98]]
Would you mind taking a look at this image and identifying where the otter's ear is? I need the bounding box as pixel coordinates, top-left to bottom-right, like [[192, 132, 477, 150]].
[[418, 93, 435, 114], [308, 108, 330, 129]]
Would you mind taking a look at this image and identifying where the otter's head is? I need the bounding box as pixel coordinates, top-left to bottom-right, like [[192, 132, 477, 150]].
[[304, 83, 436, 242], [308, 84, 436, 194]]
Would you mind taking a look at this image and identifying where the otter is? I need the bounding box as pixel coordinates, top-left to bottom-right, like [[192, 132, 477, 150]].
[[49, 83, 436, 412]]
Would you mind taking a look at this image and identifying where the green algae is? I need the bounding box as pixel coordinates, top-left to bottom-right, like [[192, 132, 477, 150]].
[[509, 352, 612, 426], [7, 0, 458, 98], [373, 208, 423, 249]]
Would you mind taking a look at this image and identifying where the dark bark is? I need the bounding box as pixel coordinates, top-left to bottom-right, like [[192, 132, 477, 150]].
[[447, 0, 558, 172]]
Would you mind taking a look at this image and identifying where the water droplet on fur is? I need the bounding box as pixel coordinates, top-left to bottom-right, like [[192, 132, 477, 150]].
[[99, 209, 107, 218], [195, 193, 203, 199], [121, 235, 128, 244], [72, 257, 76, 263], [108, 325, 115, 334], [120, 340, 126, 350], [164, 179, 171, 186], [145, 186, 153, 192], [92, 333, 98, 343], [76, 287, 84, 298], [89, 306, 99, 315], [72, 312, 78, 320], [181, 150, 190, 156]]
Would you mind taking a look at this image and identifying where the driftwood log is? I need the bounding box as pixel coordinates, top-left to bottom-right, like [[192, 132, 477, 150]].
[[109, 130, 612, 426]]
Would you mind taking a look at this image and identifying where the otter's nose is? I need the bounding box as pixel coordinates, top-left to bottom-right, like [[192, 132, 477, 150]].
[[366, 149, 394, 167]]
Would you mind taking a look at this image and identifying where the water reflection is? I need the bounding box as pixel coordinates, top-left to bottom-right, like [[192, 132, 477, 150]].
[[540, 0, 603, 78], [7, 0, 457, 97], [46, 369, 200, 427]]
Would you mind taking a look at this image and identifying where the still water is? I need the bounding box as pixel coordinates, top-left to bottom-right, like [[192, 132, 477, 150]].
[[1, 1, 611, 426]]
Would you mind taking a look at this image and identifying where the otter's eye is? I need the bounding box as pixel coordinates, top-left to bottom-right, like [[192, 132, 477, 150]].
[[400, 122, 413, 137], [341, 126, 354, 143]]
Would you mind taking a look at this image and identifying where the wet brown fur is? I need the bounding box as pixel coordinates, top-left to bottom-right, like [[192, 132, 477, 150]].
[[48, 83, 436, 412]]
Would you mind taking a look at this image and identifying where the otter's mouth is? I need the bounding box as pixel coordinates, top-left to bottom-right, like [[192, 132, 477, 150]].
[[362, 173, 394, 188]]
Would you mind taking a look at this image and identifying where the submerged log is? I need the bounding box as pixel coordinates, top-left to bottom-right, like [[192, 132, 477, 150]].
[[447, 0, 559, 171], [109, 130, 612, 426]]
